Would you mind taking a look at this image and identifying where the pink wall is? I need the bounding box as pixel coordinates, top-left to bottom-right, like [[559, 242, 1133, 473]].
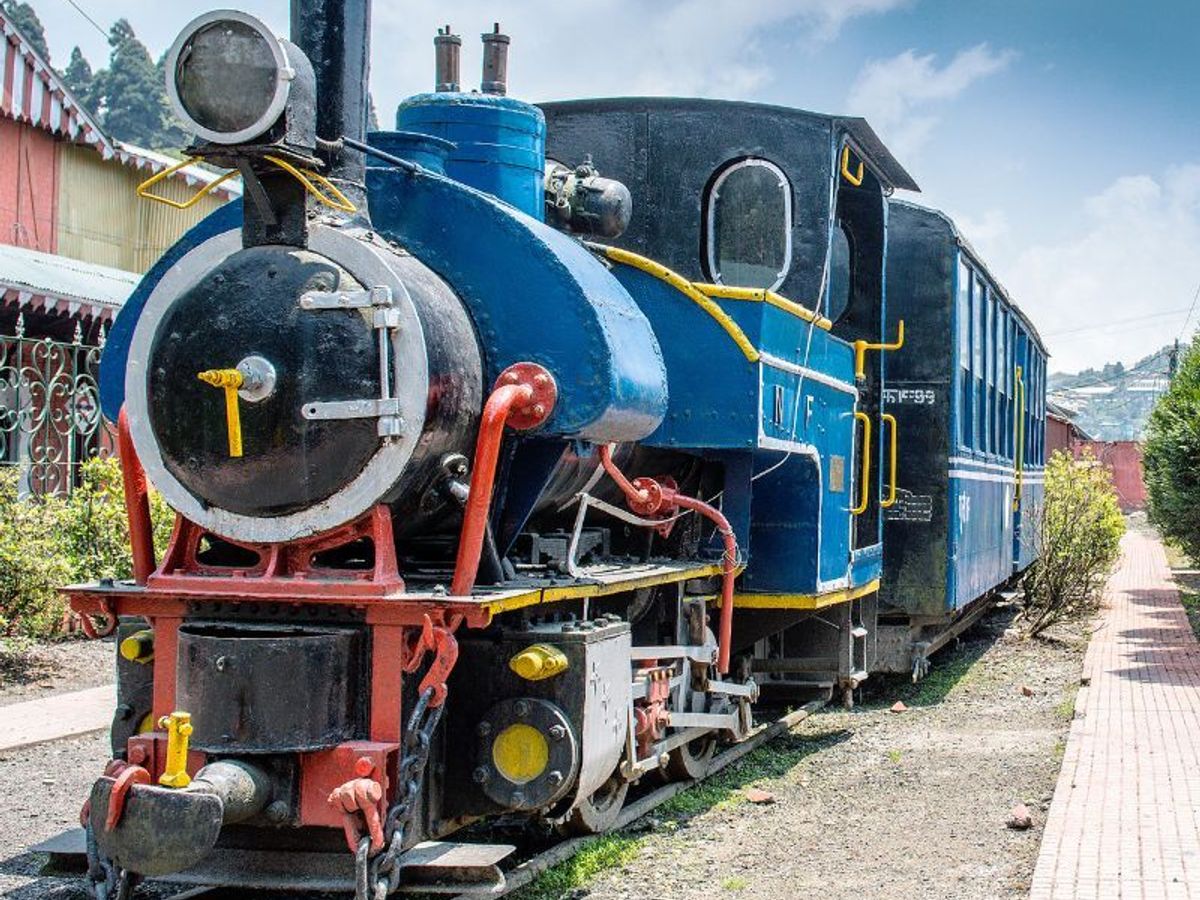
[[1074, 440, 1147, 511], [0, 116, 59, 253]]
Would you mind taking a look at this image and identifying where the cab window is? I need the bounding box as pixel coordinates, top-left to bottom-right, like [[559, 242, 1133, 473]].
[[704, 158, 792, 291]]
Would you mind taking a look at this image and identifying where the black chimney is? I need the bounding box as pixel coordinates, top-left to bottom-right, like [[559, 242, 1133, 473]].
[[290, 0, 370, 213]]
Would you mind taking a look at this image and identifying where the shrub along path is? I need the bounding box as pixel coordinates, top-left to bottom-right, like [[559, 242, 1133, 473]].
[[1031, 527, 1200, 899]]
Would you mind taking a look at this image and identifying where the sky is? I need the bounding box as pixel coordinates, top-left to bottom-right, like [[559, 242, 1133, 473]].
[[29, 0, 1200, 373]]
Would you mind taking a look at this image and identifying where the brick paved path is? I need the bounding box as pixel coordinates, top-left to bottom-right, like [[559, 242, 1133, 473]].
[[1032, 528, 1200, 899]]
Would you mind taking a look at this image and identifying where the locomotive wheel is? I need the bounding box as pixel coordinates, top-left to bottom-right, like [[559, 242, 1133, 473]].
[[665, 734, 717, 781], [559, 774, 630, 836]]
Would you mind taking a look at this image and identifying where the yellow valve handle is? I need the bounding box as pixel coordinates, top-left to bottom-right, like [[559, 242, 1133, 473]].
[[136, 156, 239, 210], [853, 320, 905, 380], [158, 711, 194, 789], [880, 413, 898, 508], [197, 368, 244, 458], [851, 411, 872, 515], [841, 146, 864, 187]]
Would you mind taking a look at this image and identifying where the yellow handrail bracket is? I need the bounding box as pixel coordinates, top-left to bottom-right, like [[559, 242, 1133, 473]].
[[851, 410, 872, 515], [853, 320, 905, 380]]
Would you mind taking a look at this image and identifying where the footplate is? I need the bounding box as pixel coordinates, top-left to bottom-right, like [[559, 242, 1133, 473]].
[[34, 829, 514, 894]]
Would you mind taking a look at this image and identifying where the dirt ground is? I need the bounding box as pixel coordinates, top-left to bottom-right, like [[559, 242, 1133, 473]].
[[561, 602, 1087, 900], [0, 603, 1084, 899], [0, 638, 114, 705]]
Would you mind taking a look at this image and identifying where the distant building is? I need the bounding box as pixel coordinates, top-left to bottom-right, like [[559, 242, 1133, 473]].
[[1, 9, 239, 493], [1046, 398, 1091, 456], [1074, 441, 1147, 511]]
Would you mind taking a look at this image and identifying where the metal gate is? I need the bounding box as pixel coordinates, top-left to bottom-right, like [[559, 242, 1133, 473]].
[[0, 314, 114, 497]]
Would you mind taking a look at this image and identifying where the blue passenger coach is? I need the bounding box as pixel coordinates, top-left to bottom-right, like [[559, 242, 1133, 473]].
[[876, 201, 1047, 676]]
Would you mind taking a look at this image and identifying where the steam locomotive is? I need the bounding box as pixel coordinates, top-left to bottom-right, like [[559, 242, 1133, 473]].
[[60, 2, 1043, 897]]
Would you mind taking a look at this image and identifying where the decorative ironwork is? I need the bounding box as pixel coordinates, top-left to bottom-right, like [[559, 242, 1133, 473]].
[[0, 314, 115, 496]]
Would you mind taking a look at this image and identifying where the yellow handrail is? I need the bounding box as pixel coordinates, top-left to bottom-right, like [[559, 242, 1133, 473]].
[[263, 154, 357, 213], [840, 146, 864, 187], [691, 283, 833, 331], [851, 411, 872, 515], [594, 244, 760, 362], [880, 412, 898, 508], [1014, 365, 1025, 510], [136, 156, 238, 210], [852, 320, 905, 380]]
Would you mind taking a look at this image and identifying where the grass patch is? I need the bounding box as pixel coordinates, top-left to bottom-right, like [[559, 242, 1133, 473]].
[[1053, 740, 1066, 761], [886, 749, 902, 764], [722, 876, 749, 891], [1054, 685, 1079, 721], [515, 832, 646, 900], [516, 727, 849, 898]]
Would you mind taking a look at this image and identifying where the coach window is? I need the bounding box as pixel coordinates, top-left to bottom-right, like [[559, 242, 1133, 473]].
[[998, 309, 1009, 459], [957, 259, 973, 450], [704, 158, 793, 291], [972, 274, 985, 452], [985, 290, 995, 455]]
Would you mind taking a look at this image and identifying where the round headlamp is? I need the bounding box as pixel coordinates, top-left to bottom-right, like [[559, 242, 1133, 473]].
[[165, 10, 293, 145]]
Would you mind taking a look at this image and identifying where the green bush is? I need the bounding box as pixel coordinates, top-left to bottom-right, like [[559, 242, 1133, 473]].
[[1144, 337, 1200, 561], [0, 457, 174, 642], [1022, 449, 1125, 635]]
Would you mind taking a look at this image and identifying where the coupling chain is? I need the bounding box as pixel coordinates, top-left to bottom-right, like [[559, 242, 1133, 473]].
[[355, 687, 445, 900], [84, 820, 138, 900]]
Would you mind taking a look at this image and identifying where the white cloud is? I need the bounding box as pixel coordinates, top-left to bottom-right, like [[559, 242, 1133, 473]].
[[372, 0, 909, 110], [847, 44, 1015, 159], [38, 0, 907, 120], [1007, 165, 1200, 372]]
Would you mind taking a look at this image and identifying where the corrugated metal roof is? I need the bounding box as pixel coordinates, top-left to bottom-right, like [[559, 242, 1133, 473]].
[[0, 241, 138, 315]]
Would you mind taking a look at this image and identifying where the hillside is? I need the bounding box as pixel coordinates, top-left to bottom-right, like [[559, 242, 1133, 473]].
[[1048, 345, 1174, 441]]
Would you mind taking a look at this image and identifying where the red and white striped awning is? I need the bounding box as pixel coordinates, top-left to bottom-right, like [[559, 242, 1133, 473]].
[[1, 12, 115, 158], [0, 243, 138, 323]]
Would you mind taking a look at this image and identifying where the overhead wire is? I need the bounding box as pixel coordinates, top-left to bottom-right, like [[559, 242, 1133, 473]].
[[59, 0, 108, 40]]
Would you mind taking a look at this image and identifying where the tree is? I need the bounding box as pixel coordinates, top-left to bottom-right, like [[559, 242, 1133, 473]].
[[1144, 336, 1200, 561], [100, 19, 169, 148], [1021, 450, 1124, 636], [1, 1, 49, 61], [62, 47, 98, 112]]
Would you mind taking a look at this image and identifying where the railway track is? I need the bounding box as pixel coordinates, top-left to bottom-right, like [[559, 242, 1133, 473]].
[[154, 700, 825, 900], [449, 698, 827, 900]]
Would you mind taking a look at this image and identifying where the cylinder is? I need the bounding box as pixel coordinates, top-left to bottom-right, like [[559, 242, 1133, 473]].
[[435, 26, 461, 92], [481, 23, 509, 95], [290, 0, 371, 208]]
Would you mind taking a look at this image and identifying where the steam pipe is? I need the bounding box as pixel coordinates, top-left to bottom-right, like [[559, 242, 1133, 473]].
[[290, 0, 370, 212], [598, 444, 738, 674]]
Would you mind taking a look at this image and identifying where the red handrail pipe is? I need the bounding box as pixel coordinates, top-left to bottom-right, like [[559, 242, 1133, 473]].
[[598, 444, 738, 674], [118, 406, 157, 585], [449, 363, 556, 597]]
